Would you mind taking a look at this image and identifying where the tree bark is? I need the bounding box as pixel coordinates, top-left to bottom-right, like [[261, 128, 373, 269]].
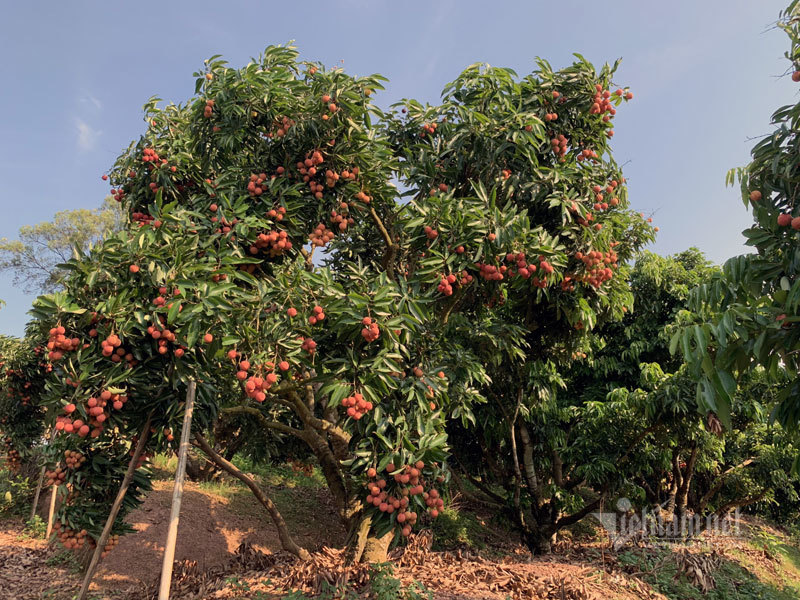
[[343, 513, 392, 564], [193, 433, 310, 560]]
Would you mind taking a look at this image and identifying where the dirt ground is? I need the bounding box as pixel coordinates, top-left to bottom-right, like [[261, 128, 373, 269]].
[[1, 478, 795, 600]]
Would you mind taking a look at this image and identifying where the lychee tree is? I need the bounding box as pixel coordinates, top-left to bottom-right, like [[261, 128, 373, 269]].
[[14, 45, 655, 563], [380, 57, 656, 553], [0, 333, 48, 476], [22, 46, 476, 564], [679, 2, 800, 431]]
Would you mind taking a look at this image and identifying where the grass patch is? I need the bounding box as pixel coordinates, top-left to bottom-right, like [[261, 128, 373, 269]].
[[232, 456, 326, 489], [149, 452, 177, 479], [196, 479, 241, 499], [617, 543, 800, 600], [45, 549, 83, 574]]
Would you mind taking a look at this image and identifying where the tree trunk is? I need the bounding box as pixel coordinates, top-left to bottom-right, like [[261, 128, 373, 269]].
[[343, 513, 393, 564], [524, 526, 556, 555], [363, 531, 393, 563]]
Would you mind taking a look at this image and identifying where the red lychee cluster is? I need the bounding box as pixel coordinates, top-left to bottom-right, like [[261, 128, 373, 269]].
[[266, 206, 287, 221], [354, 189, 372, 204], [273, 115, 295, 138], [100, 334, 134, 366], [110, 186, 125, 202], [361, 317, 380, 342], [575, 249, 618, 288], [309, 305, 326, 325], [342, 392, 373, 420], [47, 326, 79, 361], [577, 148, 599, 163], [297, 149, 324, 179], [550, 134, 568, 158], [301, 337, 317, 354], [365, 460, 443, 536], [132, 211, 155, 227], [230, 355, 276, 403], [437, 273, 456, 295], [310, 223, 335, 247], [589, 85, 619, 117], [141, 146, 162, 164], [424, 225, 439, 240], [203, 98, 215, 118], [330, 208, 354, 232], [777, 213, 800, 229], [476, 262, 505, 281], [420, 122, 438, 137], [147, 321, 181, 356], [252, 229, 293, 256], [247, 172, 268, 197]]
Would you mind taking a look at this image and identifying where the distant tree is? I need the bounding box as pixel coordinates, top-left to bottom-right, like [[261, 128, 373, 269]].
[[0, 198, 123, 294]]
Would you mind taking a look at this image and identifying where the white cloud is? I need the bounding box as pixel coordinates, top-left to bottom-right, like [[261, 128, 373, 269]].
[[75, 118, 101, 151], [80, 94, 103, 110]]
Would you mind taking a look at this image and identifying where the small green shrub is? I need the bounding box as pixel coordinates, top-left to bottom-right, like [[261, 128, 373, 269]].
[[24, 515, 46, 538], [0, 468, 33, 516], [429, 505, 486, 551]]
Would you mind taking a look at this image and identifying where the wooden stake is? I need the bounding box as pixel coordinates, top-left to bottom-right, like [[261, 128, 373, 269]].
[[158, 380, 196, 600], [32, 428, 57, 524], [45, 484, 57, 539], [30, 464, 47, 523], [77, 415, 153, 600]]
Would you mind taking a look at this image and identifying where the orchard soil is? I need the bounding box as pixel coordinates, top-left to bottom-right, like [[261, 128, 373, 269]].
[[1, 471, 800, 599]]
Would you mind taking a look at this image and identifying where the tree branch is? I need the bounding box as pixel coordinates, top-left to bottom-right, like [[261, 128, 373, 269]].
[[220, 406, 304, 438], [193, 432, 310, 560], [368, 205, 398, 280]]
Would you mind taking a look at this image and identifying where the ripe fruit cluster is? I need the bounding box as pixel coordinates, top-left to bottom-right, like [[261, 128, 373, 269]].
[[330, 208, 354, 232], [550, 134, 569, 158], [361, 317, 380, 342], [56, 389, 127, 438], [777, 213, 800, 229], [272, 115, 295, 138], [309, 305, 326, 325], [576, 148, 600, 163], [100, 333, 135, 367], [300, 337, 317, 354], [46, 326, 79, 361], [420, 122, 438, 137], [575, 249, 618, 288], [437, 273, 457, 296], [364, 460, 443, 537], [45, 466, 67, 486], [354, 190, 372, 204], [266, 206, 287, 221], [342, 392, 373, 420], [131, 211, 154, 227], [64, 449, 86, 469], [424, 225, 439, 240], [203, 98, 215, 118], [52, 522, 102, 552], [141, 146, 163, 164], [589, 85, 620, 117], [251, 229, 293, 256], [247, 172, 268, 197], [230, 353, 278, 403], [310, 223, 335, 247]]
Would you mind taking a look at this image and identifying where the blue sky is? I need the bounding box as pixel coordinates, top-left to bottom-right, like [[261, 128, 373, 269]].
[[0, 0, 794, 336]]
